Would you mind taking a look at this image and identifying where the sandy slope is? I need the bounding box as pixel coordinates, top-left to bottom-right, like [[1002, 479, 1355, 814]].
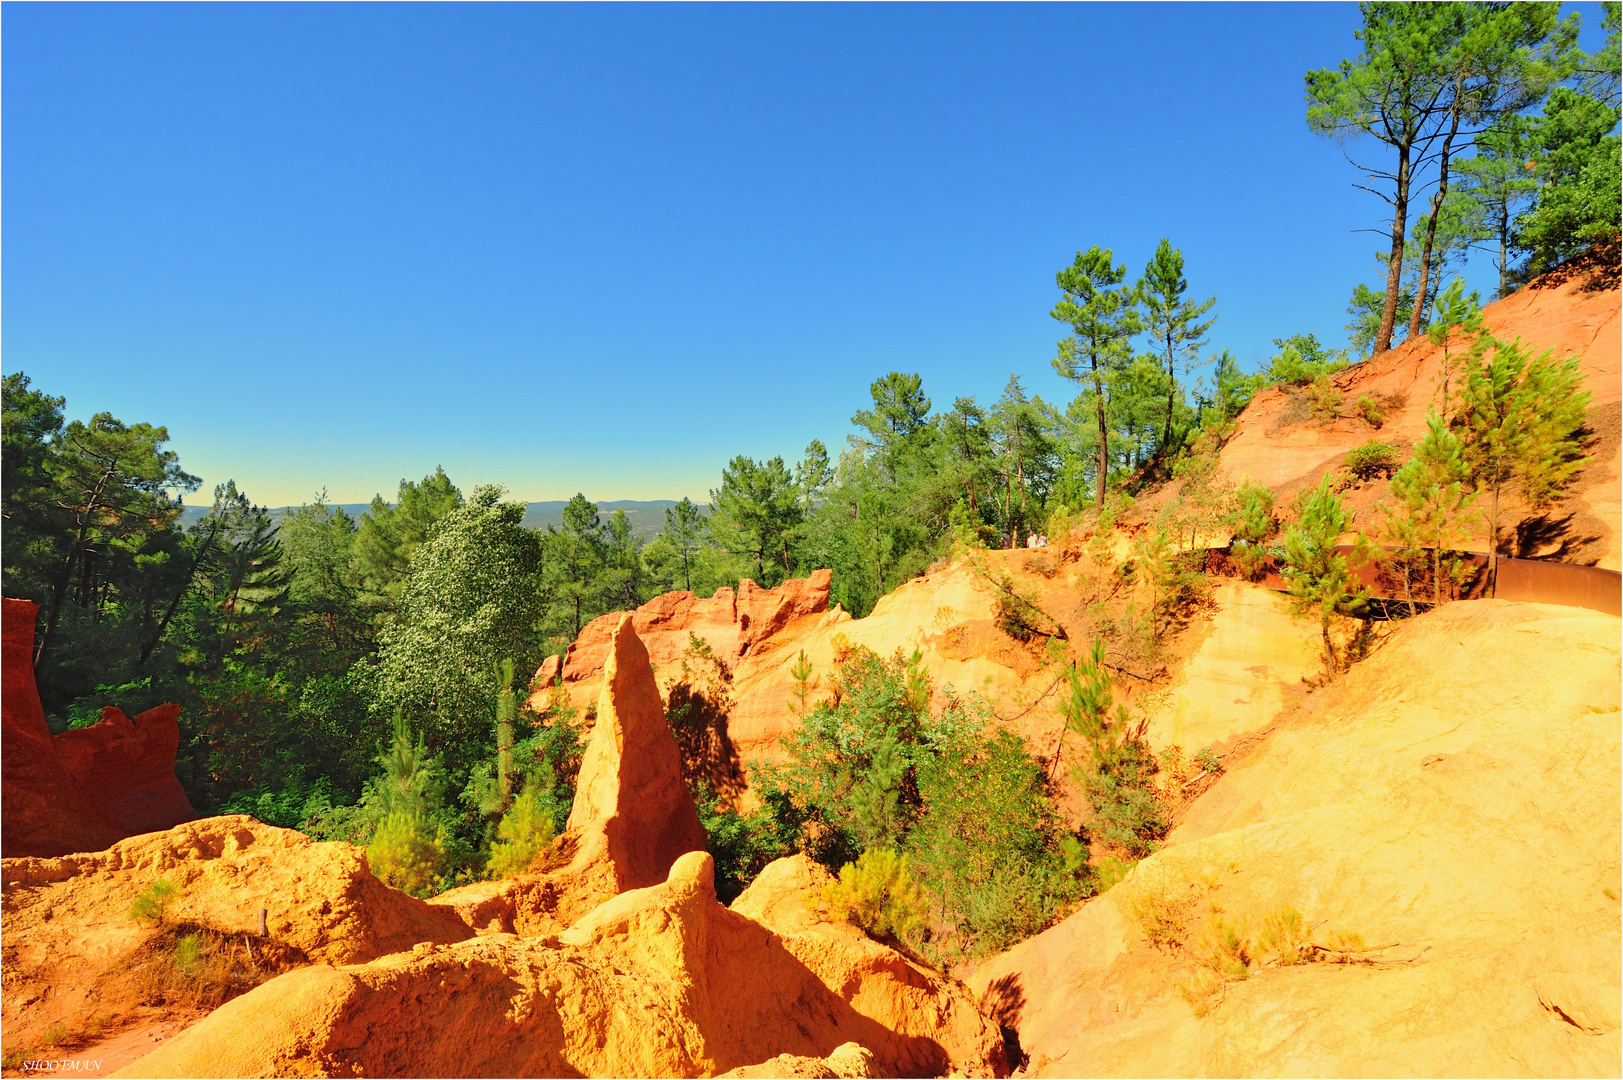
[[970, 600, 1622, 1077]]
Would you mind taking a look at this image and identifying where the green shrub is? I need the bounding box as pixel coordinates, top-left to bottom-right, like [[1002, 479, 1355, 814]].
[[1083, 742, 1169, 857], [367, 811, 446, 897], [1229, 479, 1277, 581], [486, 787, 556, 879], [823, 848, 930, 943], [220, 770, 334, 830], [1354, 395, 1384, 427], [1062, 639, 1169, 858], [760, 648, 1083, 958], [909, 726, 1088, 957], [1260, 334, 1350, 387], [992, 572, 1054, 642], [172, 933, 206, 976], [1257, 908, 1311, 967], [1193, 745, 1223, 775], [1344, 440, 1400, 480], [1307, 375, 1342, 420], [1130, 877, 1197, 950], [1093, 855, 1137, 894], [696, 778, 802, 905], [1195, 915, 1253, 981], [130, 879, 180, 925]]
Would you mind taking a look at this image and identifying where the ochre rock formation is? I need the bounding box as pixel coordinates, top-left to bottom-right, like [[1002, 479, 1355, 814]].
[[1, 816, 472, 1053], [53, 704, 196, 839], [733, 854, 1007, 1076], [529, 569, 836, 717], [117, 853, 995, 1079], [970, 600, 1622, 1077], [567, 612, 709, 888], [1, 597, 121, 858], [719, 1044, 877, 1078], [433, 614, 708, 933]]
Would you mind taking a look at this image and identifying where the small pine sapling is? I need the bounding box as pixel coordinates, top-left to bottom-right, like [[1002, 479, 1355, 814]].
[[367, 811, 446, 897], [1281, 475, 1373, 674], [823, 848, 930, 944], [1425, 278, 1487, 419], [1061, 638, 1167, 857], [1380, 411, 1479, 611], [486, 787, 556, 878], [1458, 339, 1590, 591], [130, 879, 180, 925], [789, 649, 818, 716], [1228, 479, 1277, 581]]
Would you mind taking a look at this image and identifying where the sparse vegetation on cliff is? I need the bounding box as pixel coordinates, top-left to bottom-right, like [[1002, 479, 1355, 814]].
[[753, 647, 1087, 958]]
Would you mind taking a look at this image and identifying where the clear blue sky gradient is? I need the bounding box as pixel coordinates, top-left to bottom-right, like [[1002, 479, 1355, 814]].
[[4, 3, 1608, 507]]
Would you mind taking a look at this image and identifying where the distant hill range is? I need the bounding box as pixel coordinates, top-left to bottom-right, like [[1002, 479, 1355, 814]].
[[175, 499, 686, 540]]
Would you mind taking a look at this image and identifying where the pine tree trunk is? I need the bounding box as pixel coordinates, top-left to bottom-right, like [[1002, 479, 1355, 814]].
[[1489, 482, 1501, 598], [1094, 354, 1109, 508], [1162, 330, 1177, 451], [1374, 143, 1414, 356], [38, 466, 118, 665], [1497, 206, 1510, 299], [1015, 422, 1026, 526], [1409, 104, 1462, 340]]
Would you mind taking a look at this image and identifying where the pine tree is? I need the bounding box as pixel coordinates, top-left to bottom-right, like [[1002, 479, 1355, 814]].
[[1458, 339, 1590, 588], [353, 467, 463, 615], [1059, 638, 1165, 857], [1281, 476, 1372, 673], [663, 497, 708, 594], [1052, 246, 1142, 506], [1401, 4, 1574, 340], [494, 658, 517, 806], [989, 376, 1058, 546], [1138, 239, 1216, 453], [1228, 479, 1277, 581], [548, 493, 607, 637], [1379, 411, 1479, 612], [709, 456, 802, 585], [1453, 119, 1540, 298], [1425, 277, 1489, 418]]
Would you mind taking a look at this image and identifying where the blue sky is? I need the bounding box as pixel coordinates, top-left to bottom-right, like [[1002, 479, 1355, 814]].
[[4, 3, 1609, 507]]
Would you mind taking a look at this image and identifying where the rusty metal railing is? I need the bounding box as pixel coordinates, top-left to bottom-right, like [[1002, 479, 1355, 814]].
[[1211, 545, 1621, 617]]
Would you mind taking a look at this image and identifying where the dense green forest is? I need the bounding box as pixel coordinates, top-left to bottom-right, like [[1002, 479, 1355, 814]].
[[2, 2, 1615, 945]]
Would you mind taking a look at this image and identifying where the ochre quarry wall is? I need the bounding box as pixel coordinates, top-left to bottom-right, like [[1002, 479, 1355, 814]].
[[1, 597, 196, 858], [1204, 276, 1620, 567]]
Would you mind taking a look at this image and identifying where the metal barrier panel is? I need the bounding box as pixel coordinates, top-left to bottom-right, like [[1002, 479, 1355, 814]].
[[1494, 557, 1623, 616], [1213, 546, 1621, 617]]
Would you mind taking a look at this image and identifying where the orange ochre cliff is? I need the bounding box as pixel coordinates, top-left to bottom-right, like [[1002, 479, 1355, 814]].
[[2, 597, 196, 860]]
